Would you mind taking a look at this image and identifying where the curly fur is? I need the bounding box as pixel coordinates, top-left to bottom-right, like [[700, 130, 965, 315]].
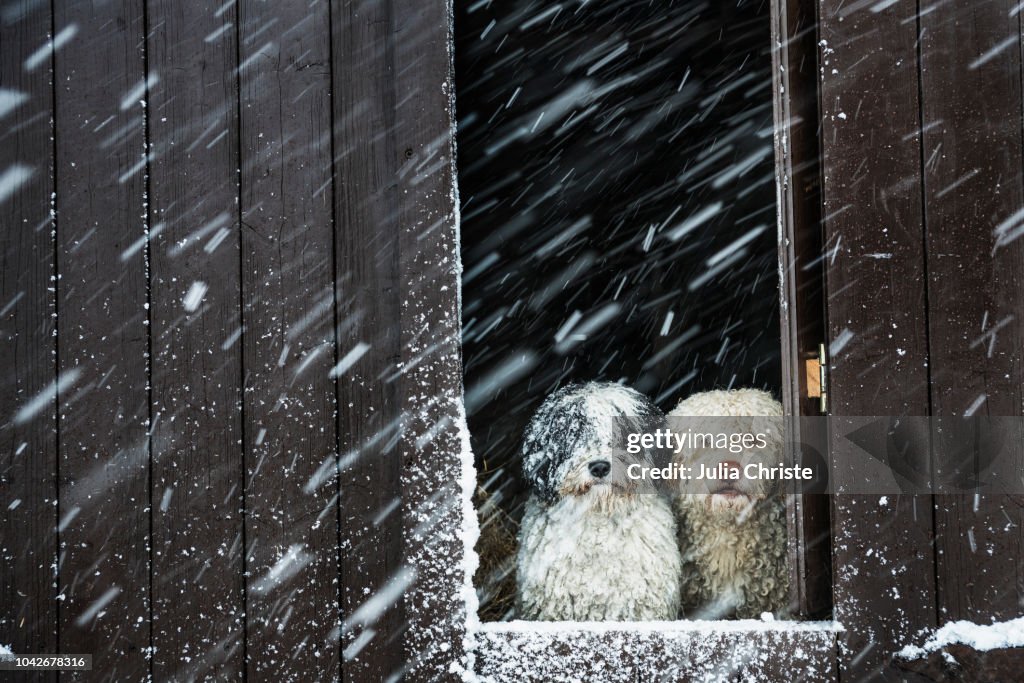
[[516, 382, 681, 621], [516, 493, 681, 621], [669, 388, 789, 619]]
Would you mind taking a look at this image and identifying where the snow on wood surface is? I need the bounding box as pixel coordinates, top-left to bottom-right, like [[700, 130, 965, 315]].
[[465, 624, 838, 682], [475, 618, 843, 634], [897, 616, 1024, 659]]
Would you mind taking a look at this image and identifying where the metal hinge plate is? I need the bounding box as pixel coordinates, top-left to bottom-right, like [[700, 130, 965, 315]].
[[804, 343, 828, 414]]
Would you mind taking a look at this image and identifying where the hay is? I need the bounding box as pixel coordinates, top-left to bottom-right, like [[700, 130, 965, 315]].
[[473, 485, 519, 621]]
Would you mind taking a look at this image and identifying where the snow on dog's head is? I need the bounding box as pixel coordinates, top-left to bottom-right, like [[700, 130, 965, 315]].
[[521, 381, 663, 507], [668, 388, 783, 517]]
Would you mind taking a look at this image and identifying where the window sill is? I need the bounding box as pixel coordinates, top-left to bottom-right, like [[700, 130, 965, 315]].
[[469, 620, 841, 681]]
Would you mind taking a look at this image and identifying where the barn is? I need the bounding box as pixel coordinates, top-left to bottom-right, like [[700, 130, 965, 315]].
[[1, 0, 1022, 680]]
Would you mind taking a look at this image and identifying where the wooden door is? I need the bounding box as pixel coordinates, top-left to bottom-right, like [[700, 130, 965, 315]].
[[817, 0, 1024, 678]]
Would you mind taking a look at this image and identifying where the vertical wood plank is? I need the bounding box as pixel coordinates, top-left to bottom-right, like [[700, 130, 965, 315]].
[[236, 1, 340, 677], [773, 0, 825, 420], [817, 0, 937, 678], [770, 0, 832, 620], [331, 0, 405, 678], [0, 0, 57, 672], [146, 2, 246, 678], [919, 1, 1024, 623], [392, 0, 463, 679], [51, 1, 150, 677]]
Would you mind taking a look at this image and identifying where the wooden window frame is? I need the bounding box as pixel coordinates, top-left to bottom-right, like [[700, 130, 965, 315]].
[[402, 0, 837, 679]]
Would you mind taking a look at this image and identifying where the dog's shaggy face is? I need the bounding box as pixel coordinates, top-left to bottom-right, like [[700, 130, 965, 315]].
[[516, 381, 682, 621], [668, 389, 784, 519], [521, 382, 663, 508]]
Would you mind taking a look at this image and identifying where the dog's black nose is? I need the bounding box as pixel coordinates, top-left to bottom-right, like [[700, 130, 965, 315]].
[[588, 460, 611, 478]]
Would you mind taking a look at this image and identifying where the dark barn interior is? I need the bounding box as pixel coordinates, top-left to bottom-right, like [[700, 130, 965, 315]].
[[455, 0, 781, 618]]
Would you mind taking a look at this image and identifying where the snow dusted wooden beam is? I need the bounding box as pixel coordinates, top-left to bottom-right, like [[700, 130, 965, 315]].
[[473, 622, 839, 681], [891, 645, 1024, 682], [888, 618, 1024, 681], [323, 0, 464, 678], [388, 0, 466, 680]]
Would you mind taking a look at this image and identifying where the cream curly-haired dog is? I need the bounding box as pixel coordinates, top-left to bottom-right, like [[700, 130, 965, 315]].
[[669, 388, 788, 619], [516, 382, 681, 621]]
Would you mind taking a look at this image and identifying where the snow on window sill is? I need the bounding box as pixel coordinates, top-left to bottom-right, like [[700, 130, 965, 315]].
[[473, 618, 844, 635]]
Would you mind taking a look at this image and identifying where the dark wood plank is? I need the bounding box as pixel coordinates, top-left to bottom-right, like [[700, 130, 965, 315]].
[[330, 0, 405, 678], [772, 0, 825, 421], [0, 0, 58, 672], [919, 1, 1024, 623], [473, 627, 838, 681], [817, 0, 937, 678], [770, 0, 832, 620], [146, 2, 246, 678], [51, 1, 150, 677], [391, 0, 463, 678], [236, 1, 339, 677], [889, 643, 1024, 681]]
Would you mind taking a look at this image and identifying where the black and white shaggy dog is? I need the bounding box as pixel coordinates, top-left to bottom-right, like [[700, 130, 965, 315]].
[[515, 382, 681, 621], [669, 389, 788, 619]]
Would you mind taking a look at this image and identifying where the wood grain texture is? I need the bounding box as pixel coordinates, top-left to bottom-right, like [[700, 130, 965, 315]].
[[237, 1, 340, 678], [330, 0, 406, 678], [770, 0, 832, 621], [18, 0, 1024, 679], [51, 2, 151, 678], [0, 1, 58, 676], [817, 0, 937, 678], [919, 0, 1024, 623], [145, 2, 246, 678], [391, 0, 464, 679], [889, 643, 1024, 681]]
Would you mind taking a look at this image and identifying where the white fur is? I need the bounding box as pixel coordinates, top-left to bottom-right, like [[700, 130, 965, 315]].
[[515, 382, 681, 621], [519, 382, 655, 496], [669, 388, 789, 619], [516, 494, 681, 621]]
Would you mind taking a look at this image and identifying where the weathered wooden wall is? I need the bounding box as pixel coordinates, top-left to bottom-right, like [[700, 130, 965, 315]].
[[1, 1, 58, 678], [4, 0, 1024, 681], [1, 0, 457, 680], [819, 0, 1024, 679]]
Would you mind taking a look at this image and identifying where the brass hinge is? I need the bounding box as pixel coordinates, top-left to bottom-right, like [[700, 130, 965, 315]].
[[804, 343, 828, 414]]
